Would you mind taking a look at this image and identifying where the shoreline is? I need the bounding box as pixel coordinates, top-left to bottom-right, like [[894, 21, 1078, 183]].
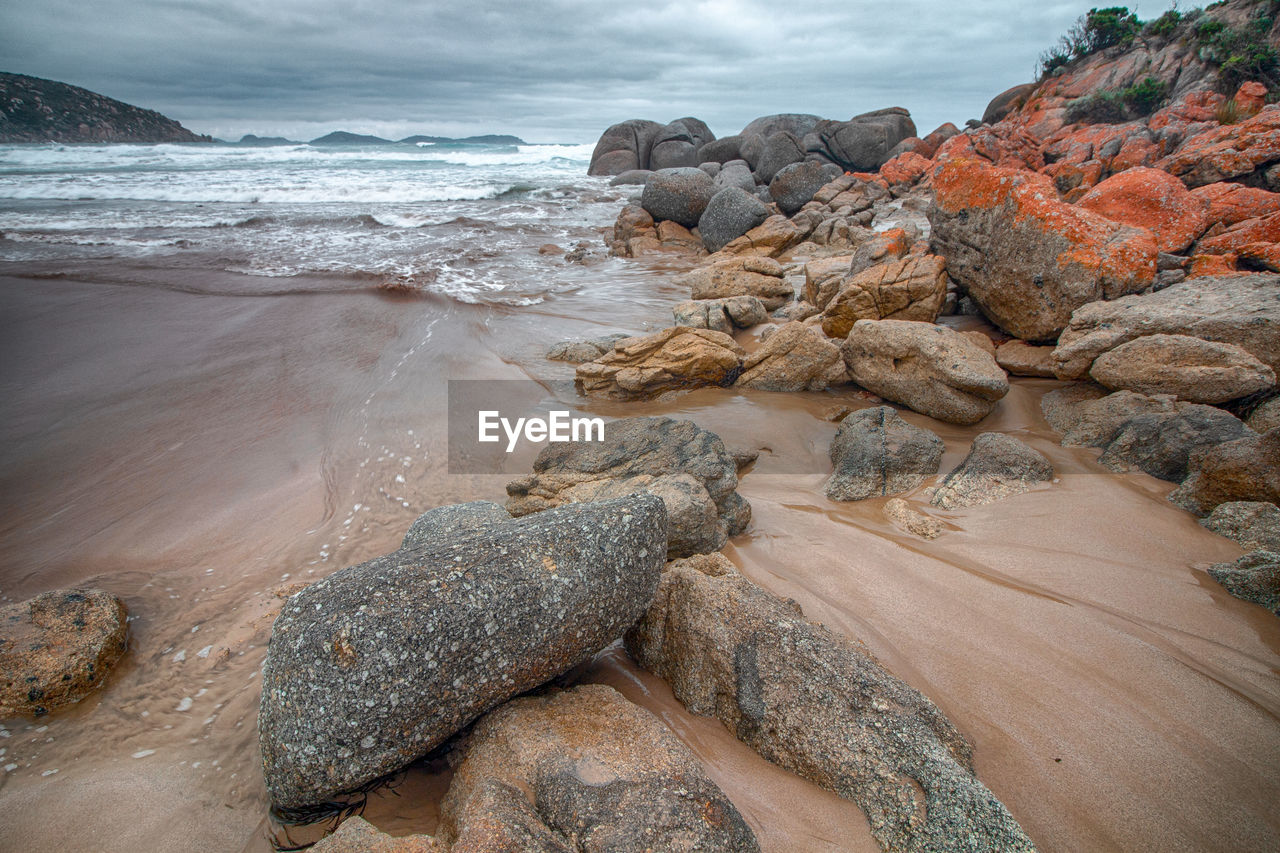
[[1, 246, 1278, 849]]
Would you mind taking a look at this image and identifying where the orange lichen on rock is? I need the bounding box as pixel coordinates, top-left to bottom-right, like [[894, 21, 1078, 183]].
[[1158, 105, 1280, 187], [1077, 167, 1210, 253], [1197, 211, 1280, 256], [879, 151, 932, 186], [1192, 183, 1280, 229]]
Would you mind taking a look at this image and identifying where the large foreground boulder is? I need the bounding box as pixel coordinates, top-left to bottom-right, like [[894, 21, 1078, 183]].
[[574, 327, 745, 400], [505, 416, 750, 558], [441, 685, 760, 851], [929, 157, 1157, 341], [640, 167, 716, 228], [1052, 274, 1280, 379], [258, 495, 667, 808], [625, 553, 1036, 852], [589, 119, 664, 176], [0, 588, 128, 718], [825, 406, 944, 501], [929, 433, 1054, 509], [841, 320, 1010, 425]]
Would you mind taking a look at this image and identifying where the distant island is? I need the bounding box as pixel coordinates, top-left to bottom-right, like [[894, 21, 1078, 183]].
[[0, 72, 210, 143], [308, 131, 527, 146]]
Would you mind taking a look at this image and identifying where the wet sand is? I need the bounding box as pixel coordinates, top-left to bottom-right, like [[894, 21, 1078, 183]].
[[0, 247, 1278, 852]]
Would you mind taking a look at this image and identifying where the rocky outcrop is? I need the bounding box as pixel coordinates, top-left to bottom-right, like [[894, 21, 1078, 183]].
[[735, 322, 846, 391], [1087, 334, 1275, 404], [0, 588, 129, 718], [824, 406, 944, 502], [1201, 502, 1280, 553], [673, 295, 767, 333], [641, 168, 717, 229], [675, 256, 794, 309], [698, 187, 770, 253], [648, 118, 717, 171], [929, 157, 1157, 341], [808, 108, 919, 172], [842, 320, 1010, 425], [1208, 551, 1280, 616], [0, 72, 210, 143], [1170, 428, 1280, 516], [588, 119, 664, 176], [1041, 387, 1253, 483], [930, 433, 1054, 509], [505, 417, 750, 558], [440, 685, 759, 851], [625, 552, 1036, 853], [819, 255, 949, 337], [574, 327, 745, 400], [546, 333, 629, 364], [258, 496, 667, 808], [1158, 106, 1280, 188], [1052, 274, 1280, 379]]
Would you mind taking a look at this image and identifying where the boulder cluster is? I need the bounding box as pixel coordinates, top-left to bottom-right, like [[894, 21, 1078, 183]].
[[566, 0, 1279, 620], [255, 416, 1034, 851]]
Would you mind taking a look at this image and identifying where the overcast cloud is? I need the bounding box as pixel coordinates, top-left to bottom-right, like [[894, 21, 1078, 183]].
[[2, 1, 1145, 143]]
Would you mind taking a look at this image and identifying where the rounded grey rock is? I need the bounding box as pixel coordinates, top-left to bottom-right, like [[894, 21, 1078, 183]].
[[699, 186, 770, 253], [640, 167, 717, 229]]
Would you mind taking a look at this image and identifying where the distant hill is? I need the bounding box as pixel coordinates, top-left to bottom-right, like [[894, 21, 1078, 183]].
[[309, 131, 394, 145], [400, 134, 526, 145], [0, 72, 210, 143], [235, 134, 298, 146]]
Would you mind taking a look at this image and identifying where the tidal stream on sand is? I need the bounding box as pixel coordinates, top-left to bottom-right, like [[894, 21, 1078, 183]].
[[0, 147, 1278, 852]]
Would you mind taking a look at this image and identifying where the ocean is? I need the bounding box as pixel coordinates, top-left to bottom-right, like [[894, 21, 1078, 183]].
[[0, 139, 616, 303]]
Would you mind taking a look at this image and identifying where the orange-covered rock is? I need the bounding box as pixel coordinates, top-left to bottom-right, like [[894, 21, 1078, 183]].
[[928, 157, 1157, 341], [1158, 105, 1280, 187], [1077, 167, 1210, 253], [934, 125, 1045, 171], [1239, 242, 1280, 272], [1192, 182, 1280, 229], [1147, 91, 1225, 132], [879, 151, 932, 186], [1189, 253, 1240, 278], [1235, 81, 1268, 117], [1197, 211, 1280, 255]]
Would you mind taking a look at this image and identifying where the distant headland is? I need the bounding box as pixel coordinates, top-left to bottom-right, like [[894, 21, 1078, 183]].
[[0, 72, 211, 143], [0, 71, 528, 146]]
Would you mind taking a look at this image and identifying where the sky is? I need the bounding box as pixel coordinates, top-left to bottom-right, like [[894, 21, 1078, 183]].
[[0, 0, 1177, 144]]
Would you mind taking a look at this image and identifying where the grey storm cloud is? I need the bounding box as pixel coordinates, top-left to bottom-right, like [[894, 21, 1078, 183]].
[[1, 0, 1122, 142]]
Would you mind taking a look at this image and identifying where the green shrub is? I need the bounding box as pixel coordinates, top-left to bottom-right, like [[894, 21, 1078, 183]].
[[1077, 7, 1142, 54], [1145, 9, 1182, 38], [1194, 12, 1279, 90], [1065, 77, 1169, 124]]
